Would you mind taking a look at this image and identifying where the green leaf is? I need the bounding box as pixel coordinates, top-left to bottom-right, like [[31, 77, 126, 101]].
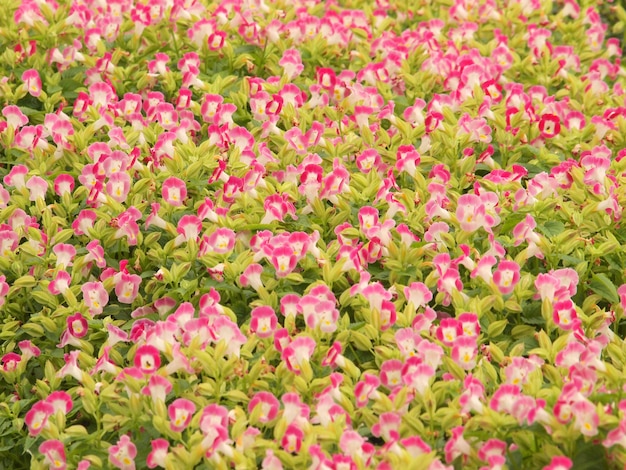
[[589, 273, 619, 304], [538, 220, 565, 237]]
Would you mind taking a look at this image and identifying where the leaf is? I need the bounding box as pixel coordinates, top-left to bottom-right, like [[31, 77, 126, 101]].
[[572, 438, 609, 470], [589, 273, 619, 304], [538, 220, 565, 237]]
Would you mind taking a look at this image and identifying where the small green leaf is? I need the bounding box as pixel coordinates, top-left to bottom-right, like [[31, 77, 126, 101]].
[[589, 273, 619, 304], [538, 220, 565, 237]]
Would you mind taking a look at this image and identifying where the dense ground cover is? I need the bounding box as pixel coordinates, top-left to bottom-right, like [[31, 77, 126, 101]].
[[1, 0, 626, 468]]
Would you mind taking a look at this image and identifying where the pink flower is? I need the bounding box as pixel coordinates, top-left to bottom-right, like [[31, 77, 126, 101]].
[[67, 312, 88, 338], [456, 194, 487, 232], [281, 423, 304, 453], [538, 114, 561, 138], [490, 384, 521, 414], [404, 282, 433, 310], [542, 456, 572, 470], [553, 299, 579, 330], [572, 399, 599, 436], [240, 263, 264, 291], [141, 375, 173, 404], [39, 439, 67, 470], [250, 306, 278, 339], [270, 245, 298, 278], [134, 345, 161, 374], [106, 172, 131, 203], [279, 49, 304, 80], [147, 439, 169, 468], [162, 176, 187, 207], [26, 175, 48, 201], [444, 426, 471, 464], [24, 401, 54, 436], [169, 398, 196, 432], [48, 270, 71, 296], [282, 336, 316, 374], [46, 391, 73, 415], [57, 350, 83, 382], [248, 391, 280, 423], [81, 281, 109, 315], [175, 214, 202, 245], [53, 174, 74, 197], [492, 260, 521, 295], [451, 336, 478, 370], [354, 374, 381, 407], [203, 227, 236, 255], [22, 69, 42, 97], [115, 272, 142, 304], [108, 435, 137, 470], [53, 243, 76, 269]]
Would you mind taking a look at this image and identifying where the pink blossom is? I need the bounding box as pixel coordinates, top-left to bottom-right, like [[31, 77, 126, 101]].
[[553, 299, 579, 330], [162, 176, 187, 207], [542, 456, 572, 470], [115, 272, 142, 304], [141, 375, 173, 404], [492, 260, 521, 295], [282, 336, 316, 374], [146, 439, 169, 469], [26, 175, 48, 201], [39, 439, 67, 470], [22, 69, 42, 97], [281, 424, 304, 454], [451, 336, 478, 370], [25, 401, 54, 436], [81, 281, 109, 315], [169, 398, 196, 432], [250, 306, 278, 339], [249, 391, 280, 424], [108, 435, 137, 470], [134, 345, 161, 374]]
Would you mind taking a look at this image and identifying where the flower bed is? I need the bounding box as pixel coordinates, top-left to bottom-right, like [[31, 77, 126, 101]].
[[1, 0, 626, 468]]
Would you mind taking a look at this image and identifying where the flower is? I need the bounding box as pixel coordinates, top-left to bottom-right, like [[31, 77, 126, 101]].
[[133, 345, 161, 374], [168, 398, 196, 432], [108, 435, 137, 470], [162, 176, 187, 207], [147, 439, 169, 469], [24, 401, 54, 436], [39, 440, 67, 470]]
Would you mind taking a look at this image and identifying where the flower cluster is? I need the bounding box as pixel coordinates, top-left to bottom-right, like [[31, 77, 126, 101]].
[[0, 0, 626, 468]]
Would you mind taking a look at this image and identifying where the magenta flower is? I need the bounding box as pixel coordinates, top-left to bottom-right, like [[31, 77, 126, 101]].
[[493, 260, 521, 295], [108, 435, 137, 470], [134, 345, 161, 374], [81, 281, 109, 315], [39, 439, 67, 470], [281, 423, 304, 453], [25, 175, 48, 202], [141, 375, 173, 404], [354, 374, 381, 408], [168, 398, 196, 432], [161, 176, 187, 207], [542, 456, 572, 470], [48, 270, 71, 296], [45, 391, 73, 415], [66, 312, 88, 339], [24, 401, 54, 436], [21, 69, 42, 97], [270, 245, 298, 278], [203, 227, 236, 254], [146, 439, 169, 469], [553, 299, 579, 330], [282, 336, 316, 374], [115, 272, 142, 304], [249, 391, 280, 423], [250, 306, 278, 339]]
